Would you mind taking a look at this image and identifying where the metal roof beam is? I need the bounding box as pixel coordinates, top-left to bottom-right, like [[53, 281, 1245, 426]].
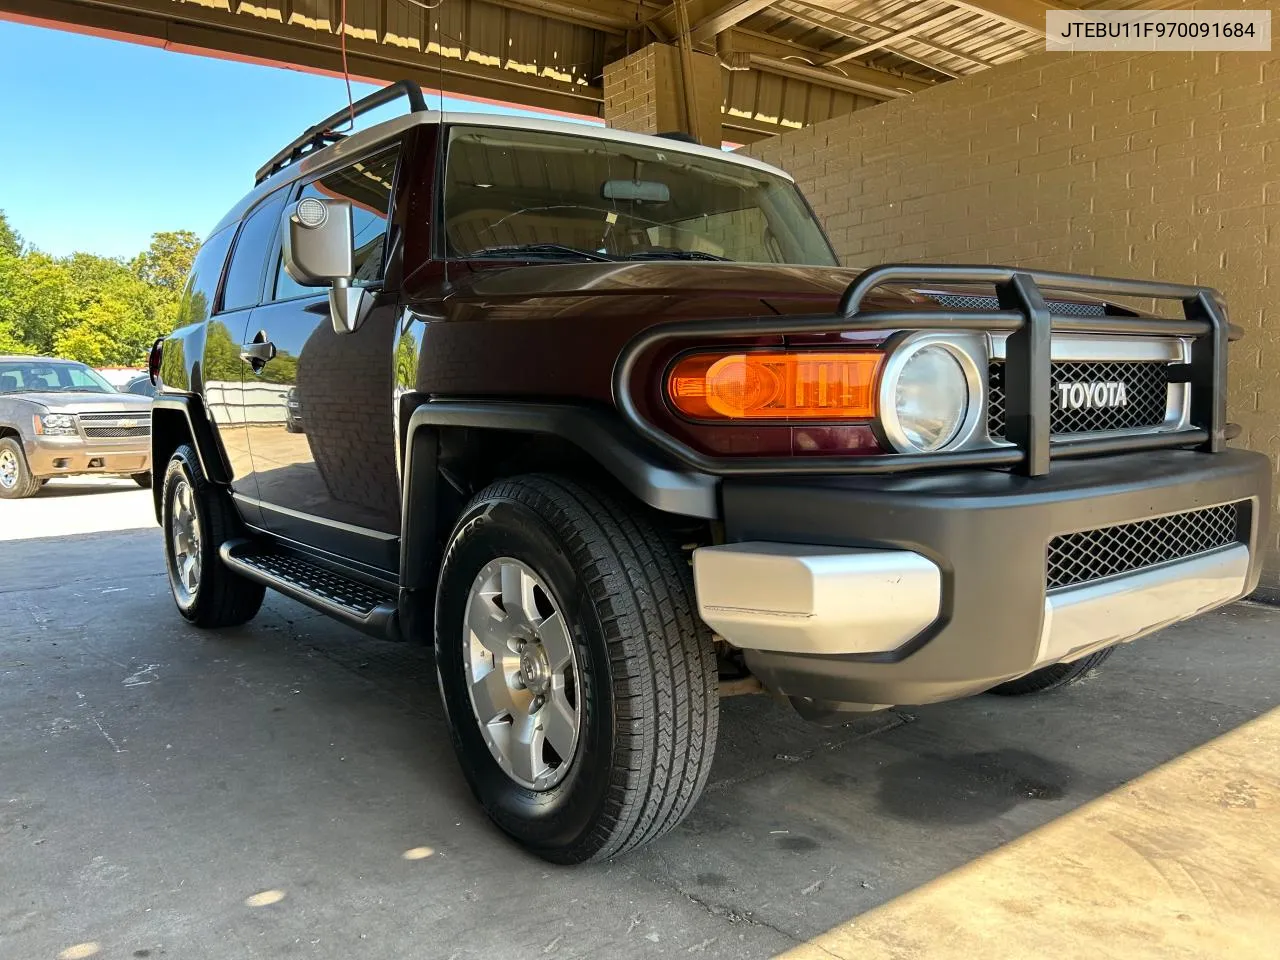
[[730, 29, 932, 94], [649, 0, 780, 43], [690, 0, 780, 43], [485, 0, 658, 34], [946, 0, 1068, 37], [825, 8, 973, 65], [747, 53, 917, 99], [778, 3, 988, 72], [2, 0, 604, 116]]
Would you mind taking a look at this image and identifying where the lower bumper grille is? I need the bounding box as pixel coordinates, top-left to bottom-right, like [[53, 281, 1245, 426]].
[[989, 361, 1170, 438], [1047, 502, 1245, 590]]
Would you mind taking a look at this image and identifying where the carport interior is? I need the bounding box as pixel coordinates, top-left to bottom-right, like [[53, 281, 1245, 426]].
[[2, 0, 1280, 956]]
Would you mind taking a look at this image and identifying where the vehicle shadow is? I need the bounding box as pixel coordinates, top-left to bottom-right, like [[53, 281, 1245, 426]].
[[35, 478, 142, 497]]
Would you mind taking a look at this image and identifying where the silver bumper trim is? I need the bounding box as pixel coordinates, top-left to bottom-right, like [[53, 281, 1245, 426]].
[[1037, 544, 1250, 668], [693, 542, 941, 655]]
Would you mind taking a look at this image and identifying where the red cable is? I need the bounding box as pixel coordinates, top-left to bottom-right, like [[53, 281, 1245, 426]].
[[340, 0, 355, 131]]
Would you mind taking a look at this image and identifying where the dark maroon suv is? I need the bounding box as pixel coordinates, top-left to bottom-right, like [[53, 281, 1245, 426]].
[[150, 81, 1269, 863]]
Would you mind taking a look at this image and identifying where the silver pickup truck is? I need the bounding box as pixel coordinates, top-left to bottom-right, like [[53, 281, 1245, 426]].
[[0, 356, 152, 498]]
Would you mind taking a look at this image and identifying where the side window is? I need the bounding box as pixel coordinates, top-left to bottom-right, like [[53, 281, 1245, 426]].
[[175, 226, 235, 329], [220, 191, 287, 313], [274, 145, 400, 301]]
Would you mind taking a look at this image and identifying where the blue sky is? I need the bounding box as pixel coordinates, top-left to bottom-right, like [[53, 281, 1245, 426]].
[[0, 19, 585, 259]]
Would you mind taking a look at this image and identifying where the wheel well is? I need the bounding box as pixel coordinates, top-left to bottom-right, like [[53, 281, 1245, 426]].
[[439, 425, 712, 539], [150, 407, 193, 523], [0, 424, 19, 441]]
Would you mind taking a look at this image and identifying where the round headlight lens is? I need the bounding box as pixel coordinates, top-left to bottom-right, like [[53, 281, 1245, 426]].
[[891, 345, 969, 452]]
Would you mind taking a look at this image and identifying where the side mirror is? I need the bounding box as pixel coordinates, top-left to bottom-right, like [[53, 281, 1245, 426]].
[[283, 198, 374, 336]]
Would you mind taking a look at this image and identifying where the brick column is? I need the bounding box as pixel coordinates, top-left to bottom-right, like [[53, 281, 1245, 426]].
[[603, 43, 722, 146]]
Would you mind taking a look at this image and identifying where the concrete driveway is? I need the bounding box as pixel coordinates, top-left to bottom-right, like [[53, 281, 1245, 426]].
[[3, 480, 1278, 959]]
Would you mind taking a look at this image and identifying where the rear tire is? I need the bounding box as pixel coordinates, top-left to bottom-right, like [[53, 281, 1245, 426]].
[[0, 438, 40, 499], [988, 647, 1115, 696], [162, 444, 264, 628], [435, 474, 719, 864], [132, 471, 152, 488]]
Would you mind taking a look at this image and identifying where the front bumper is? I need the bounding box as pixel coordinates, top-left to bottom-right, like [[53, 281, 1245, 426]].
[[24, 435, 150, 478], [697, 449, 1270, 708]]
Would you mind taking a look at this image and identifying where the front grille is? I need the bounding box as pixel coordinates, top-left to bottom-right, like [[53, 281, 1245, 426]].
[[988, 361, 1169, 438], [927, 293, 1106, 317], [78, 411, 151, 439], [1047, 502, 1243, 590]]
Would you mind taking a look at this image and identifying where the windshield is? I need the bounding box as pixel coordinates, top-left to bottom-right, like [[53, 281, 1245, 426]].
[[0, 360, 118, 395], [442, 126, 838, 266]]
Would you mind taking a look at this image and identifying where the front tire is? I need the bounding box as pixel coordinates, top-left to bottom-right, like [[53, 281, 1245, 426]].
[[162, 445, 265, 628], [988, 647, 1115, 696], [0, 437, 41, 499], [435, 474, 719, 864]]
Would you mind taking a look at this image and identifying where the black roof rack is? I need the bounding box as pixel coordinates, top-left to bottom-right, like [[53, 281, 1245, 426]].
[[254, 80, 428, 186]]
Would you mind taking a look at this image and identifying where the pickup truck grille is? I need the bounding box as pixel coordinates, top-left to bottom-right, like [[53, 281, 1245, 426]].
[[78, 411, 152, 439], [1047, 502, 1243, 590], [988, 361, 1170, 438]]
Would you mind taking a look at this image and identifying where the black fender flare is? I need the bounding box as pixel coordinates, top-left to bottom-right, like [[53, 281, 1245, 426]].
[[398, 401, 719, 591], [151, 394, 232, 486]]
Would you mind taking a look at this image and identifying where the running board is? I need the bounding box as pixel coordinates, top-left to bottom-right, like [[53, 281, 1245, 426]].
[[219, 540, 400, 641]]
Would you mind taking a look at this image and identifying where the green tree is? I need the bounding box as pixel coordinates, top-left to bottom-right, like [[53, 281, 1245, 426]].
[[0, 210, 22, 258], [132, 230, 200, 294], [0, 215, 200, 366]]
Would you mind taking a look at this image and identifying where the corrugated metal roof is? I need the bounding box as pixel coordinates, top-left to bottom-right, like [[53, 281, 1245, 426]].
[[18, 1, 1147, 141]]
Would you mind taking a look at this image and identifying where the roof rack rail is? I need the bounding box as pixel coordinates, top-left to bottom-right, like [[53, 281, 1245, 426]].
[[254, 80, 428, 186]]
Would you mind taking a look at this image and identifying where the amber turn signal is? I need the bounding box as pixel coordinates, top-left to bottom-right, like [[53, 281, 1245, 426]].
[[668, 350, 883, 420]]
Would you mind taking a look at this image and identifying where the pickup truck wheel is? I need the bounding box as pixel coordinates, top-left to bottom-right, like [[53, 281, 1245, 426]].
[[988, 647, 1115, 696], [132, 471, 152, 488], [0, 438, 40, 499], [162, 444, 265, 628], [435, 474, 719, 864]]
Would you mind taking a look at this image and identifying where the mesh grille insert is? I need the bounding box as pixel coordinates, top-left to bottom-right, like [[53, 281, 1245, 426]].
[[926, 293, 1106, 317], [1047, 503, 1243, 590], [988, 361, 1169, 438], [82, 425, 150, 438]]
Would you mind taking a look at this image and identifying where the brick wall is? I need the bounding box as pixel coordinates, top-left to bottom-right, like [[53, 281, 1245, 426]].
[[604, 43, 722, 145], [744, 3, 1280, 589]]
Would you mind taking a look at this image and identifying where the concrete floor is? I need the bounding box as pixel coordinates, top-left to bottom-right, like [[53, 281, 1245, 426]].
[[2, 480, 1278, 960]]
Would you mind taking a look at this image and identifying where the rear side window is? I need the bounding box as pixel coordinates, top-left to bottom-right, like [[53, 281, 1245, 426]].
[[274, 145, 399, 301], [221, 192, 287, 313], [175, 226, 235, 328]]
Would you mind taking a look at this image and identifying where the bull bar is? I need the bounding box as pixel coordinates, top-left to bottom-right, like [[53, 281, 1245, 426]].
[[610, 264, 1233, 478]]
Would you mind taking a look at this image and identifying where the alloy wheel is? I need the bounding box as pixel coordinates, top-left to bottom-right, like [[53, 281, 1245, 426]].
[[168, 479, 202, 607], [0, 449, 18, 490], [462, 557, 582, 790]]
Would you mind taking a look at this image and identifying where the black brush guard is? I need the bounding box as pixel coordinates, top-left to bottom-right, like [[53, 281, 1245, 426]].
[[611, 264, 1231, 478]]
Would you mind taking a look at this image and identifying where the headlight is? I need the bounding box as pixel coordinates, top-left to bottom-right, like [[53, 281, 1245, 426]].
[[880, 340, 976, 453], [34, 413, 78, 437]]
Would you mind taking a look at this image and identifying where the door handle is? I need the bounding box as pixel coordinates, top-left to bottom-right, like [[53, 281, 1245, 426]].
[[240, 332, 276, 372]]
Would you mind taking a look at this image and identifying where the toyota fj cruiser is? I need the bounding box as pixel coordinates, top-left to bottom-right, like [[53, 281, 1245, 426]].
[[150, 82, 1269, 864]]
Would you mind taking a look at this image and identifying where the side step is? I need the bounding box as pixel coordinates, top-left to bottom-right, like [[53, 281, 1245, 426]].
[[219, 540, 401, 641]]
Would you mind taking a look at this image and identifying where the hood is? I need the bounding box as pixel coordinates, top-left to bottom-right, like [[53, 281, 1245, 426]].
[[13, 392, 153, 414], [437, 261, 1116, 323]]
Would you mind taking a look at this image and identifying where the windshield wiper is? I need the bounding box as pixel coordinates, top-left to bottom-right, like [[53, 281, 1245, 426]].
[[623, 249, 732, 262], [467, 243, 616, 263]]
